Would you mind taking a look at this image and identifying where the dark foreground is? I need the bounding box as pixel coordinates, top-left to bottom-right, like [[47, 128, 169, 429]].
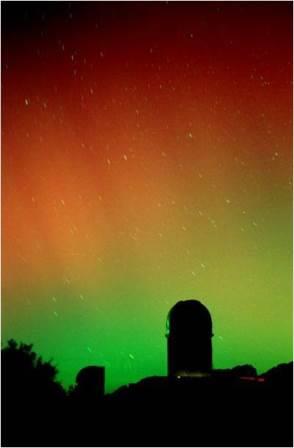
[[2, 362, 293, 447]]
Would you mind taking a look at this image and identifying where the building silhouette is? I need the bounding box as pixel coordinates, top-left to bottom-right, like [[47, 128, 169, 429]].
[[166, 299, 213, 376], [75, 366, 105, 400]]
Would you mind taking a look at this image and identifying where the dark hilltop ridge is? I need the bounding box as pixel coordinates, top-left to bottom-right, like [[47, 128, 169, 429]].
[[2, 300, 293, 447]]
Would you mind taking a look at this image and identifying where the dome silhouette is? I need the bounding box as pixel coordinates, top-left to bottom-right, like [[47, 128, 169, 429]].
[[76, 365, 105, 398], [166, 299, 213, 376]]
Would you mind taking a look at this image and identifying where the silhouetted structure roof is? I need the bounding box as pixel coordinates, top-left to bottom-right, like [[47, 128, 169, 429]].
[[75, 365, 105, 398], [166, 299, 213, 337]]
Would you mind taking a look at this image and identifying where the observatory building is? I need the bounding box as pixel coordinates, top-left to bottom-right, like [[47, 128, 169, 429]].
[[76, 365, 105, 399], [166, 299, 213, 376]]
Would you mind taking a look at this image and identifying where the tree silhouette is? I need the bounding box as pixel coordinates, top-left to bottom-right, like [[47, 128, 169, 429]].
[[2, 339, 66, 446], [3, 339, 58, 379]]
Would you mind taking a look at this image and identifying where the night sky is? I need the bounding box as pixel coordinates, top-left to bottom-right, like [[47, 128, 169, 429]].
[[2, 1, 293, 392]]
